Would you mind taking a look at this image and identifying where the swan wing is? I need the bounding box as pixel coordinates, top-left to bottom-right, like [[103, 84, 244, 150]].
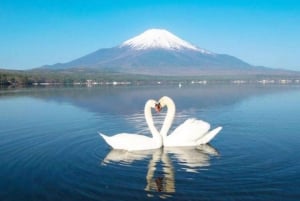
[[99, 132, 159, 151], [169, 118, 211, 142], [196, 126, 222, 145]]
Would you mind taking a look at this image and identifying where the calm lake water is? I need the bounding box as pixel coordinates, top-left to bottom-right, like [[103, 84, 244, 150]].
[[0, 84, 300, 201]]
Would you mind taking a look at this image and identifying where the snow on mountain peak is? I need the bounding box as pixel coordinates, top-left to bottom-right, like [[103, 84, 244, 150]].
[[120, 29, 210, 53]]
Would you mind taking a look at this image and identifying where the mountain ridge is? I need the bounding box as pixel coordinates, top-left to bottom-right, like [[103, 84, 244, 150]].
[[39, 29, 291, 76]]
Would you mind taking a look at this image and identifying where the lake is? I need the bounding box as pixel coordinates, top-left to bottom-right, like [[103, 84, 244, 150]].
[[0, 84, 300, 201]]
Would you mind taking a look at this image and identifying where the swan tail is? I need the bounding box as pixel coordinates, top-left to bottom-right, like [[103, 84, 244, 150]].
[[196, 126, 222, 145], [98, 132, 112, 145], [98, 132, 106, 138]]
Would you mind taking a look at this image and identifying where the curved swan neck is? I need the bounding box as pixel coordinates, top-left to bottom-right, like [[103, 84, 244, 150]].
[[159, 96, 176, 139], [145, 100, 162, 146]]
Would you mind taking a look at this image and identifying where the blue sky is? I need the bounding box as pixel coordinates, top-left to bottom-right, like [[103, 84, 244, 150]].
[[1, 0, 300, 70]]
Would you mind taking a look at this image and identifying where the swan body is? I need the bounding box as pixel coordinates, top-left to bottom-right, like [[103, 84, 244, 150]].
[[157, 96, 222, 147], [99, 99, 162, 151]]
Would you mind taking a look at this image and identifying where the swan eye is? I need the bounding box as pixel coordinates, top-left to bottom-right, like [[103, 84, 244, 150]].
[[155, 103, 162, 112]]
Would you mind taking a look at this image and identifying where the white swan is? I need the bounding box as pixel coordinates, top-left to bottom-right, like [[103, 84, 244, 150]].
[[99, 99, 162, 151], [156, 96, 222, 147]]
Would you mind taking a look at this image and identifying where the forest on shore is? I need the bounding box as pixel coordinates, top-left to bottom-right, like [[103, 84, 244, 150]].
[[1, 68, 300, 86]]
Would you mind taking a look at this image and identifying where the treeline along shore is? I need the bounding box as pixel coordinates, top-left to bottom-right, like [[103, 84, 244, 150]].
[[1, 68, 300, 86]]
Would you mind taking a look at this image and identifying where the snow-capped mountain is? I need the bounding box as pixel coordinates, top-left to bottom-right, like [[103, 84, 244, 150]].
[[120, 29, 210, 54], [40, 29, 269, 75]]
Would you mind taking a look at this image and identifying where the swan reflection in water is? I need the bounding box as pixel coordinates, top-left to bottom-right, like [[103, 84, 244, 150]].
[[102, 144, 219, 197]]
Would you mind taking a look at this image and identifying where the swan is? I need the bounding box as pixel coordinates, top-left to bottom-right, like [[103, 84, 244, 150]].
[[99, 99, 162, 151], [156, 96, 222, 147]]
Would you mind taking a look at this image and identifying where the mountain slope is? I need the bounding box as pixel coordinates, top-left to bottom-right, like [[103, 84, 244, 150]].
[[40, 29, 272, 75]]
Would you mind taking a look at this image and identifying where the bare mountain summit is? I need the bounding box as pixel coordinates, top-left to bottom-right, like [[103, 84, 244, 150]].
[[40, 29, 276, 75]]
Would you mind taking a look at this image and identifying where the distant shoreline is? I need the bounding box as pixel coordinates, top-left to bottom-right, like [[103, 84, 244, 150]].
[[1, 68, 300, 87]]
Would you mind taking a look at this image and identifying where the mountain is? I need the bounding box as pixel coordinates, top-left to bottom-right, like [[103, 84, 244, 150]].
[[120, 28, 205, 52], [39, 29, 282, 75]]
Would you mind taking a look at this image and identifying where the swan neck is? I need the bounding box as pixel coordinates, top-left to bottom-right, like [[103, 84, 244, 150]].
[[160, 97, 176, 139], [145, 100, 162, 146]]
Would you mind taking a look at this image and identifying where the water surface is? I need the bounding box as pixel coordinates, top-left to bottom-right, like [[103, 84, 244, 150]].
[[1, 84, 300, 200]]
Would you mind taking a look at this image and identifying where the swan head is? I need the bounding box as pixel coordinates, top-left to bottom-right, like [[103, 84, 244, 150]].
[[146, 99, 160, 110], [156, 96, 174, 112], [155, 102, 162, 112]]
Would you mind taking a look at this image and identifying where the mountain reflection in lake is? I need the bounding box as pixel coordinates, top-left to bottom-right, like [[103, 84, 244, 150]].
[[1, 84, 293, 115], [1, 84, 300, 201]]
